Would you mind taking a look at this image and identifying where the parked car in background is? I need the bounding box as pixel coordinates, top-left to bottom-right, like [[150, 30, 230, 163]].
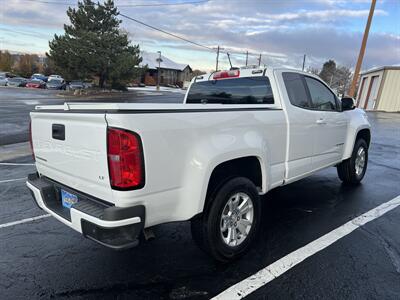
[[48, 75, 63, 81], [7, 77, 28, 87], [0, 75, 7, 86], [83, 81, 93, 89], [26, 79, 46, 89], [68, 80, 84, 90], [46, 78, 66, 90], [31, 73, 48, 82], [0, 72, 16, 79]]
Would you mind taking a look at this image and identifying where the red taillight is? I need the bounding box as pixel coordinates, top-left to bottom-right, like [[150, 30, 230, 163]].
[[29, 120, 35, 161], [213, 69, 240, 80], [107, 128, 145, 190]]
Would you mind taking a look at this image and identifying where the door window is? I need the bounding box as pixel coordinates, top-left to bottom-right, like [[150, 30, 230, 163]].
[[304, 77, 338, 111], [282, 72, 311, 108]]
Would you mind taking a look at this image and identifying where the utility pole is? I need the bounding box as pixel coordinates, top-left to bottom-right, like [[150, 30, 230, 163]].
[[245, 51, 249, 66], [227, 53, 233, 69], [258, 54, 262, 67], [215, 46, 220, 72], [302, 54, 306, 71], [348, 0, 376, 97], [156, 51, 162, 91]]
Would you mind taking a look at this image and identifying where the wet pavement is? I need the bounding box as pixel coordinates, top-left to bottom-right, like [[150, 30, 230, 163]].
[[0, 86, 184, 146], [0, 89, 399, 299]]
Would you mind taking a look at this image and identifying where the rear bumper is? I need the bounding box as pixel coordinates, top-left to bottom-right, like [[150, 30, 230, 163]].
[[26, 173, 145, 250]]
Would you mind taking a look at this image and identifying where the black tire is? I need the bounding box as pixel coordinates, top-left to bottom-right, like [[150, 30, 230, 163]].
[[337, 138, 368, 184], [191, 177, 261, 263]]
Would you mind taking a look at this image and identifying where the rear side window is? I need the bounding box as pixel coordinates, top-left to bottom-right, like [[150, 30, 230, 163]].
[[186, 76, 274, 104], [282, 72, 310, 108]]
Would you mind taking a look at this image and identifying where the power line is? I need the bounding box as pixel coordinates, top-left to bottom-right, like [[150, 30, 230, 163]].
[[4, 1, 271, 69], [117, 14, 260, 68], [17, 0, 209, 7], [119, 13, 215, 52], [0, 28, 51, 40]]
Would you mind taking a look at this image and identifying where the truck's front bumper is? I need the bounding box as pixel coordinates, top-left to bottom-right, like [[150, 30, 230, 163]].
[[26, 173, 145, 250]]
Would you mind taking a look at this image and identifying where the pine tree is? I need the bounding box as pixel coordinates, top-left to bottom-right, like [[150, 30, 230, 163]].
[[319, 60, 336, 84], [47, 0, 141, 88]]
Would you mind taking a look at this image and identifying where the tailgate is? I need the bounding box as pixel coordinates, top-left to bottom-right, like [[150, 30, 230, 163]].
[[30, 112, 114, 202]]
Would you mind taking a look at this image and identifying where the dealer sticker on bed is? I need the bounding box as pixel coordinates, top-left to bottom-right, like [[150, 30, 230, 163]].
[[61, 189, 78, 209]]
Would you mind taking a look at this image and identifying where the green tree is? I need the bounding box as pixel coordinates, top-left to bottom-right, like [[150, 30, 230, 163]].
[[47, 0, 141, 88], [0, 50, 14, 72], [319, 60, 336, 84]]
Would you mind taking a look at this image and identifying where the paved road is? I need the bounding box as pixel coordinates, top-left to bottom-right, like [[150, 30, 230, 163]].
[[0, 112, 399, 299], [0, 86, 184, 146]]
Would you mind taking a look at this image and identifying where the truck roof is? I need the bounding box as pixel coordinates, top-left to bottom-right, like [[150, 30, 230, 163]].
[[194, 67, 310, 83]]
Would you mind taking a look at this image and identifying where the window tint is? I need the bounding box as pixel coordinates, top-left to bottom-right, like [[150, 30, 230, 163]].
[[282, 72, 310, 108], [186, 76, 274, 104], [305, 77, 337, 111]]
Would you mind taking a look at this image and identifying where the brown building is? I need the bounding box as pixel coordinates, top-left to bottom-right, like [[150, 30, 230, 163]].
[[139, 52, 192, 87]]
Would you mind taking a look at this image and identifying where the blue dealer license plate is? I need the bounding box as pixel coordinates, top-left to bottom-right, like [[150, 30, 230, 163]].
[[61, 189, 78, 209]]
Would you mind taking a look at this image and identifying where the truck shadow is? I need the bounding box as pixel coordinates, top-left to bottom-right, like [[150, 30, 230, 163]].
[[45, 169, 381, 299], [20, 163, 397, 299]]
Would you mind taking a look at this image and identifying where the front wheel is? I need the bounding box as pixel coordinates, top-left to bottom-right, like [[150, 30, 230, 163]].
[[337, 138, 368, 185], [191, 177, 261, 263]]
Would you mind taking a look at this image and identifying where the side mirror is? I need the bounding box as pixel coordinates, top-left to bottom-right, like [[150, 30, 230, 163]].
[[341, 97, 355, 111]]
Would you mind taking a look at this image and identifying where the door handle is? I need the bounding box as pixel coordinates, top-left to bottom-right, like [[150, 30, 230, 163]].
[[52, 124, 65, 140], [316, 118, 327, 125]]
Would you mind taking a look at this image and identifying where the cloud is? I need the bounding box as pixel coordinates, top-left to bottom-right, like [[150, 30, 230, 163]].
[[0, 0, 398, 70], [256, 8, 387, 22]]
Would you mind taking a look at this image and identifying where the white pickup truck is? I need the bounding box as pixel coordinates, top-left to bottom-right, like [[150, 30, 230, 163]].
[[27, 67, 371, 262]]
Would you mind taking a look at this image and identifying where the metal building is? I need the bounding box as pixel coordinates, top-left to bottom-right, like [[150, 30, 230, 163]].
[[356, 66, 400, 112]]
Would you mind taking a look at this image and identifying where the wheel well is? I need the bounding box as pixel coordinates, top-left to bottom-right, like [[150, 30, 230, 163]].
[[356, 129, 371, 148], [205, 156, 262, 205]]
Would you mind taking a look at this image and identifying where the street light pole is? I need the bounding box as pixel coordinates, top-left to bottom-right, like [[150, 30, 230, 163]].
[[216, 46, 220, 72], [227, 52, 233, 69], [302, 54, 306, 71], [156, 51, 161, 91], [348, 0, 376, 98]]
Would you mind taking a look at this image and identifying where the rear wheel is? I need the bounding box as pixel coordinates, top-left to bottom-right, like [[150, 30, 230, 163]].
[[191, 177, 261, 262], [337, 138, 368, 184]]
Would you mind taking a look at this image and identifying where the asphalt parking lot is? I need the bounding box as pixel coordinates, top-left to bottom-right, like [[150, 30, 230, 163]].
[[0, 87, 399, 299], [0, 86, 183, 146]]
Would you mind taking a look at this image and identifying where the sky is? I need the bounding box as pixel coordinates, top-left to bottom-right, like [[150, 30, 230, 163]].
[[0, 0, 399, 71]]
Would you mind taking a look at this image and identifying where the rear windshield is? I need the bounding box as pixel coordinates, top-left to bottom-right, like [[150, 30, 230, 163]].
[[186, 76, 274, 104]]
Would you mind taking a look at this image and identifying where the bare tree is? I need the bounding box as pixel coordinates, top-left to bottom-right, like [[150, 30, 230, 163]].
[[307, 66, 320, 75]]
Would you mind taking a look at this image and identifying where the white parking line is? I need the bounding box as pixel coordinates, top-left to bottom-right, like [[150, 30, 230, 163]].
[[0, 177, 26, 184], [213, 195, 400, 300], [0, 163, 35, 166], [0, 214, 51, 229]]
